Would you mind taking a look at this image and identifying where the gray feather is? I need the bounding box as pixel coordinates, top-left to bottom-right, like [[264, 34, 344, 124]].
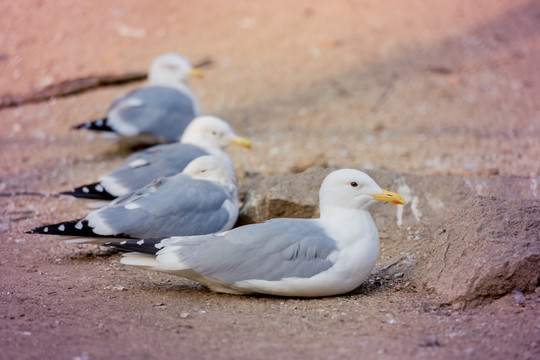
[[103, 143, 209, 193], [168, 218, 337, 283], [108, 86, 197, 141], [93, 174, 231, 238]]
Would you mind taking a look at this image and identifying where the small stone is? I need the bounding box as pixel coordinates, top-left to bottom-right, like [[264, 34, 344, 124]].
[[180, 313, 190, 318], [512, 290, 526, 306], [104, 285, 127, 291], [420, 335, 442, 347]]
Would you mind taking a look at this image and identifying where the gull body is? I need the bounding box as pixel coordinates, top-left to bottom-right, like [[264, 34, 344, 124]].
[[74, 53, 203, 143], [63, 116, 251, 200], [108, 169, 405, 297], [28, 156, 239, 243]]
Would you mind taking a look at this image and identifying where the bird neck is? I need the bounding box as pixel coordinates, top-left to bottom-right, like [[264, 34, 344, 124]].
[[319, 206, 378, 247], [163, 81, 192, 94], [320, 205, 366, 220], [181, 145, 231, 166], [204, 147, 232, 165]]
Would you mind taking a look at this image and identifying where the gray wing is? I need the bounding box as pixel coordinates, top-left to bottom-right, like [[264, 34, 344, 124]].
[[108, 86, 198, 141], [101, 143, 209, 193], [167, 218, 338, 283], [89, 175, 233, 238]]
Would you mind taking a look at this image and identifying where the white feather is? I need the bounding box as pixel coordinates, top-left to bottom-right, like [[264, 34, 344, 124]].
[[121, 253, 160, 268], [98, 175, 130, 197], [86, 213, 116, 236], [128, 158, 149, 168]]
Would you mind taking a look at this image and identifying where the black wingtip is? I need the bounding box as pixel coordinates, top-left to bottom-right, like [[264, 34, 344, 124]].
[[104, 238, 163, 255], [26, 220, 85, 236], [27, 219, 135, 240], [73, 118, 114, 132], [59, 182, 117, 200]]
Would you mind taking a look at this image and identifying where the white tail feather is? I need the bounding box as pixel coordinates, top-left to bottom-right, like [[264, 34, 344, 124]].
[[65, 237, 111, 244], [121, 253, 160, 269]]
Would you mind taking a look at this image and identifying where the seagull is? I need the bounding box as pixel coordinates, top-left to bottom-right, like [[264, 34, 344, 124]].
[[62, 116, 251, 200], [27, 156, 239, 243], [105, 169, 405, 297], [74, 53, 202, 143]]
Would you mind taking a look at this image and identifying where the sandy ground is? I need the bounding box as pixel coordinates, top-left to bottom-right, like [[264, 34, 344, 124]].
[[1, 1, 540, 359]]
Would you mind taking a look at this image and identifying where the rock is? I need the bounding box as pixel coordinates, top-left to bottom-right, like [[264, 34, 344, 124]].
[[411, 195, 540, 308], [238, 167, 329, 225]]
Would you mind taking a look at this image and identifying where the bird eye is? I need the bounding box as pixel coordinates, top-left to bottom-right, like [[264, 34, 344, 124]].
[[212, 131, 218, 135], [350, 182, 358, 187]]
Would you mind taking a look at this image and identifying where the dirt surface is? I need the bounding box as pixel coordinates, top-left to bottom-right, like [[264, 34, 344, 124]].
[[1, 1, 540, 359]]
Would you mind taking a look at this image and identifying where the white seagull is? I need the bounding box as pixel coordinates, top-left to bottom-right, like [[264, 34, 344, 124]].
[[28, 156, 239, 243], [74, 53, 202, 143], [62, 116, 251, 200], [106, 169, 405, 297]]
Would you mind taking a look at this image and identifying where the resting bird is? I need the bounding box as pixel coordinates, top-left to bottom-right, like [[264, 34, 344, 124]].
[[62, 115, 251, 200], [27, 156, 239, 243], [106, 169, 405, 297], [74, 53, 202, 143]]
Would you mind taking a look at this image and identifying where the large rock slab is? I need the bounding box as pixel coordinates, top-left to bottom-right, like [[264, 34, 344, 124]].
[[411, 195, 540, 308]]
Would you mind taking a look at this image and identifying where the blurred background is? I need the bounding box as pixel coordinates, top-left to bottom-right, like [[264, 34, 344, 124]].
[[1, 3, 539, 359], [1, 0, 539, 192]]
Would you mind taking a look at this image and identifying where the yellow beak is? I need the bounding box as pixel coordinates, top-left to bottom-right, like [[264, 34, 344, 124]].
[[370, 190, 405, 205], [187, 68, 204, 78], [230, 136, 252, 149]]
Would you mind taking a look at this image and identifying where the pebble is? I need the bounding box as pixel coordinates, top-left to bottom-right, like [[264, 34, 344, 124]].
[[104, 285, 127, 291], [420, 335, 441, 347], [512, 290, 526, 306], [15, 331, 32, 336]]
